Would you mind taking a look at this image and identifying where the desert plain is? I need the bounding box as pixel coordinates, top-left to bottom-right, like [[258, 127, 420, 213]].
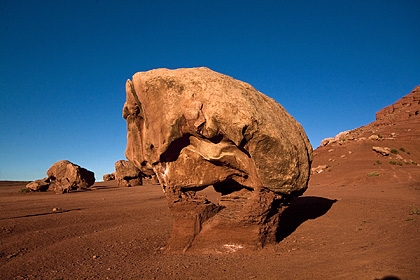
[[1, 175, 419, 279]]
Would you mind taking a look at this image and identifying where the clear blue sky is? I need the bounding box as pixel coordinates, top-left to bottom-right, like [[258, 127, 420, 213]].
[[1, 0, 419, 181]]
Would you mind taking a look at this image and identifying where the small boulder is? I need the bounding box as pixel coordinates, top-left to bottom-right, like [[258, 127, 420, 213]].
[[115, 160, 142, 187], [321, 137, 334, 146], [311, 165, 328, 174], [320, 130, 351, 146], [103, 173, 115, 181], [26, 177, 50, 191], [372, 146, 391, 156]]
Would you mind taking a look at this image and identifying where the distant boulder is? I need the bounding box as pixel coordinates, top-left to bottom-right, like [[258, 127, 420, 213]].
[[26, 177, 50, 191], [103, 173, 115, 181], [114, 160, 142, 187], [26, 160, 95, 193], [46, 160, 95, 193]]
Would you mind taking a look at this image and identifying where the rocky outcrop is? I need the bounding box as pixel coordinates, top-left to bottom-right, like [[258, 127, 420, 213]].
[[26, 160, 95, 193], [311, 85, 420, 187], [318, 87, 420, 149], [123, 67, 312, 253], [376, 86, 420, 122], [103, 173, 115, 181], [320, 130, 351, 146], [114, 160, 142, 187]]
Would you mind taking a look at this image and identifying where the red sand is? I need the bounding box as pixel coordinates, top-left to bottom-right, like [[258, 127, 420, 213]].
[[1, 179, 419, 279]]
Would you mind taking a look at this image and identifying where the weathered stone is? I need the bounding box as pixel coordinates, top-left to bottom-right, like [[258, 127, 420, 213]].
[[123, 67, 313, 253], [142, 174, 160, 185], [26, 177, 50, 191], [46, 160, 95, 193], [311, 165, 328, 174], [114, 160, 142, 187], [372, 146, 391, 156], [103, 173, 115, 181]]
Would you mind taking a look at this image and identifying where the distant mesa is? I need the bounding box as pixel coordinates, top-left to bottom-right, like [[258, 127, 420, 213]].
[[26, 160, 95, 194], [123, 67, 313, 253]]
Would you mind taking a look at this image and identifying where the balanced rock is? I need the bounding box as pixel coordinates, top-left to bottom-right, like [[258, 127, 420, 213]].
[[47, 160, 95, 193], [114, 160, 142, 187], [123, 67, 313, 253]]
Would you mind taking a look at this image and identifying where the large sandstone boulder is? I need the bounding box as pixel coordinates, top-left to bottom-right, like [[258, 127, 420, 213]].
[[47, 160, 95, 193], [114, 160, 142, 187], [123, 67, 313, 253]]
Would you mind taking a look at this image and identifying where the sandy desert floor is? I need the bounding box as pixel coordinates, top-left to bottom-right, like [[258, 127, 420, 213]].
[[1, 180, 419, 280]]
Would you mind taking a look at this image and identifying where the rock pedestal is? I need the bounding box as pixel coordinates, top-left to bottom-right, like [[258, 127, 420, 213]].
[[123, 67, 312, 253]]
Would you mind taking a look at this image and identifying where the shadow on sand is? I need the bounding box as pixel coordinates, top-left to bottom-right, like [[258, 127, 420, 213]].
[[276, 196, 337, 242], [0, 208, 82, 221]]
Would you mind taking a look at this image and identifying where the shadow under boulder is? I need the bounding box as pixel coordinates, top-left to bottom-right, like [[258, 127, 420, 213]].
[[276, 196, 337, 242]]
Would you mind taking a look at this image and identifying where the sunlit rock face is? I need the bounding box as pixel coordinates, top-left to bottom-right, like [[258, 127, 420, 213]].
[[123, 67, 312, 253]]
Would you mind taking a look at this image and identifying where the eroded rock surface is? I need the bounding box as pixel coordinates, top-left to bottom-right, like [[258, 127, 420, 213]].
[[123, 67, 313, 253], [115, 160, 142, 187]]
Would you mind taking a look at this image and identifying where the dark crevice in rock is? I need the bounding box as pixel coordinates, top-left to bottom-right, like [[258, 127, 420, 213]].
[[207, 134, 223, 144], [213, 178, 253, 196], [160, 134, 191, 162]]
